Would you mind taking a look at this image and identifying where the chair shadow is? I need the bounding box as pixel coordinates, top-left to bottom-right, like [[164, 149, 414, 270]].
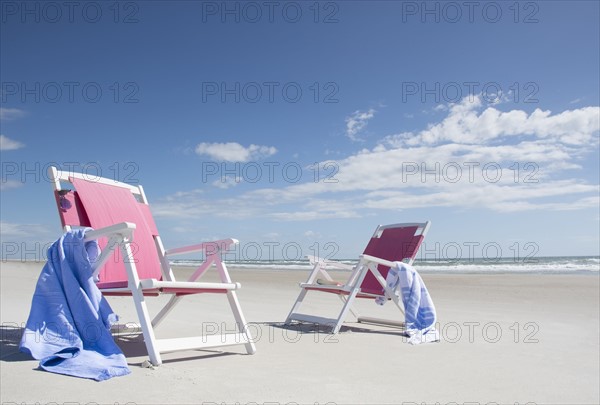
[[113, 331, 239, 366], [112, 332, 148, 359], [0, 325, 148, 364], [263, 321, 409, 337], [0, 325, 32, 362], [0, 324, 238, 368]]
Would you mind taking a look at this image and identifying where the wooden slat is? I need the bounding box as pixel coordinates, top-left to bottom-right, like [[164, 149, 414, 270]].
[[357, 316, 405, 328], [287, 313, 338, 326], [155, 334, 251, 353]]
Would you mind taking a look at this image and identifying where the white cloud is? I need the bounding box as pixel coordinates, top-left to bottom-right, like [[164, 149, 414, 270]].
[[154, 100, 599, 220], [386, 96, 599, 147], [304, 230, 320, 238], [345, 109, 375, 141], [268, 210, 360, 221], [151, 195, 265, 220], [361, 181, 599, 212], [0, 135, 25, 151], [212, 177, 240, 189], [0, 221, 54, 241], [195, 142, 277, 162], [0, 180, 23, 191], [0, 107, 26, 121]]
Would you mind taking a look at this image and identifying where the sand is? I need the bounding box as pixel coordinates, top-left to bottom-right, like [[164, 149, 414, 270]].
[[1, 261, 598, 404]]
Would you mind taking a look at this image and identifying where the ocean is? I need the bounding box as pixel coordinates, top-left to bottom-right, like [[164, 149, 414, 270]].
[[171, 256, 600, 274]]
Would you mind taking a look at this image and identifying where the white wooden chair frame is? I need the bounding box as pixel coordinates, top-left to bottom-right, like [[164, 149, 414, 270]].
[[285, 222, 431, 334], [49, 166, 256, 366]]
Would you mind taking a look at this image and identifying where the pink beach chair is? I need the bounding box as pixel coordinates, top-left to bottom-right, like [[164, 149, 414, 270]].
[[285, 222, 431, 334], [48, 166, 256, 366]]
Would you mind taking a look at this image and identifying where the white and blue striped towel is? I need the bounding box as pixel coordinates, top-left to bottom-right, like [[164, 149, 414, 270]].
[[376, 262, 439, 344]]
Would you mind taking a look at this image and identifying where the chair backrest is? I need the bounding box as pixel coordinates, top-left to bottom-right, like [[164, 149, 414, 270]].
[[359, 222, 430, 295], [48, 167, 163, 284]]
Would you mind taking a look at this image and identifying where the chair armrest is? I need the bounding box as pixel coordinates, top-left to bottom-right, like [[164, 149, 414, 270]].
[[360, 254, 396, 269], [306, 255, 354, 271], [84, 222, 136, 241], [82, 222, 137, 280], [165, 238, 239, 256], [307, 255, 325, 265]]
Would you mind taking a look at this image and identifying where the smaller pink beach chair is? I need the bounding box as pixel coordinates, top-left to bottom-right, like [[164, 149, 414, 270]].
[[285, 222, 431, 333], [48, 166, 256, 366]]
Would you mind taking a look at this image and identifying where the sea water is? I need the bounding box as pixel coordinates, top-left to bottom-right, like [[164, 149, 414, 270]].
[[171, 256, 600, 274]]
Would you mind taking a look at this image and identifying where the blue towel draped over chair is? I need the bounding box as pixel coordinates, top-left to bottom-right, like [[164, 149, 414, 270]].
[[19, 229, 130, 381]]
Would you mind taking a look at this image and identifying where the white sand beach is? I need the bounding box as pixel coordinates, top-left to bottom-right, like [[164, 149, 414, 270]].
[[1, 261, 599, 404]]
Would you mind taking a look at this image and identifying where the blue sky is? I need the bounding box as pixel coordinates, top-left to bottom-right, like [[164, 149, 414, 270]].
[[1, 1, 599, 262]]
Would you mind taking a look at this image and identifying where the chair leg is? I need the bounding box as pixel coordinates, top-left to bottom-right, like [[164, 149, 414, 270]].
[[338, 294, 360, 319], [284, 288, 309, 324], [389, 293, 406, 316], [226, 290, 256, 354], [121, 242, 162, 366], [331, 288, 360, 334], [213, 258, 256, 354], [130, 286, 162, 366]]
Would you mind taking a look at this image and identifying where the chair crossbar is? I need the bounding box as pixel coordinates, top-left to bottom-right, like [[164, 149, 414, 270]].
[[287, 314, 338, 326], [139, 279, 240, 291], [155, 334, 252, 353], [357, 316, 405, 328]]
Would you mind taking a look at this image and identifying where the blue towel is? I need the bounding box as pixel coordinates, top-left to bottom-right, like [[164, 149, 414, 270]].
[[376, 262, 439, 344], [19, 229, 131, 381]]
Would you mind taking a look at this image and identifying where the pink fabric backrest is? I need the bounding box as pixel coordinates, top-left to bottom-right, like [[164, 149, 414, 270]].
[[359, 226, 424, 295], [61, 177, 163, 283], [55, 189, 91, 228]]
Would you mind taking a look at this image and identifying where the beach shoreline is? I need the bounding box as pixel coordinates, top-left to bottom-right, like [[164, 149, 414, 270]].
[[1, 261, 599, 404], [3, 256, 600, 274]]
